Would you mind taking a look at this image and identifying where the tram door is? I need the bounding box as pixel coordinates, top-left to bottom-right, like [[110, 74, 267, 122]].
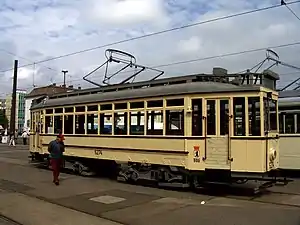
[[204, 98, 231, 169], [34, 112, 41, 151]]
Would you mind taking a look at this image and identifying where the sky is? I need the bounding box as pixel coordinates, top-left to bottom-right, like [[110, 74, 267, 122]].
[[0, 0, 300, 96]]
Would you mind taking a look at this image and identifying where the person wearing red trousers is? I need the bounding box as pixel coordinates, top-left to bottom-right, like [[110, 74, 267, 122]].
[[48, 134, 65, 185]]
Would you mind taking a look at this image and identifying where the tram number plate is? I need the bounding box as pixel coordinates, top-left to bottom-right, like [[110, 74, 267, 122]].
[[94, 150, 102, 155], [193, 158, 201, 163]]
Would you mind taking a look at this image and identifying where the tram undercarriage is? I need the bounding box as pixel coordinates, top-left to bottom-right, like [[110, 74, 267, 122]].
[[29, 152, 290, 193]]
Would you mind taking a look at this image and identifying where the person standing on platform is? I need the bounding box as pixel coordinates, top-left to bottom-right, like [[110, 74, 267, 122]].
[[48, 134, 65, 185], [21, 130, 28, 145], [8, 130, 18, 146]]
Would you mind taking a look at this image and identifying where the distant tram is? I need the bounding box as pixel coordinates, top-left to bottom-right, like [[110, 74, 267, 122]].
[[278, 91, 300, 171], [29, 68, 285, 189]]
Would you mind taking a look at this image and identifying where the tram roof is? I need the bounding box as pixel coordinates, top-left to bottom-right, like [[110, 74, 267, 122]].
[[31, 81, 263, 110], [278, 96, 300, 106], [279, 90, 300, 99]]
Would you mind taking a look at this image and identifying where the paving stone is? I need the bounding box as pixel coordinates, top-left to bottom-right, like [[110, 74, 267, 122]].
[[52, 189, 161, 216], [0, 179, 34, 193], [90, 195, 126, 204]]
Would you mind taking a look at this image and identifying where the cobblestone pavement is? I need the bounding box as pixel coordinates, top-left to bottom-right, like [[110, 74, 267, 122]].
[[0, 216, 19, 225], [0, 144, 300, 225]]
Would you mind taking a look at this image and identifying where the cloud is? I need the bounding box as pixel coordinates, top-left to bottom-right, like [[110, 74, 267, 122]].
[[177, 36, 203, 53], [0, 0, 300, 93], [88, 0, 168, 26]]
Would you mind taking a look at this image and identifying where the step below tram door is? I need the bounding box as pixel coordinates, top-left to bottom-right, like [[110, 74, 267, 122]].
[[203, 98, 232, 171]]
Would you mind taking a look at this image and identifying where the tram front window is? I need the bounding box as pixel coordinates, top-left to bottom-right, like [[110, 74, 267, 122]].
[[264, 97, 278, 132]]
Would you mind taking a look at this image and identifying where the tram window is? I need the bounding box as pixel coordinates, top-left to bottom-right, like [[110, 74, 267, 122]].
[[100, 104, 112, 111], [147, 110, 163, 135], [130, 112, 144, 135], [65, 107, 74, 113], [130, 101, 144, 109], [279, 113, 284, 133], [192, 99, 202, 136], [233, 97, 245, 136], [87, 105, 98, 112], [30, 113, 33, 131], [45, 109, 53, 114], [166, 99, 184, 107], [166, 110, 184, 135], [87, 114, 98, 134], [40, 115, 44, 134], [64, 115, 74, 134], [220, 99, 229, 135], [147, 100, 163, 108], [100, 113, 112, 134], [115, 103, 127, 110], [75, 115, 85, 134], [54, 108, 63, 114], [297, 114, 300, 133], [285, 113, 295, 133], [54, 116, 63, 134], [114, 112, 127, 135], [45, 116, 53, 134], [76, 106, 85, 112], [248, 97, 261, 136], [206, 100, 216, 135], [269, 100, 277, 131]]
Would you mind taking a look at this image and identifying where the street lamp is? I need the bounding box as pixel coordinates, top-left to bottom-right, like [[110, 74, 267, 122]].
[[61, 70, 68, 88]]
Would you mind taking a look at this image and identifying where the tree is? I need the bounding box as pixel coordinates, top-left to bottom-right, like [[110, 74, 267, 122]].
[[0, 110, 8, 128]]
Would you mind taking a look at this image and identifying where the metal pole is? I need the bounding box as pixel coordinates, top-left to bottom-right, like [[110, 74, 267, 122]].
[[10, 60, 18, 134], [61, 70, 68, 88]]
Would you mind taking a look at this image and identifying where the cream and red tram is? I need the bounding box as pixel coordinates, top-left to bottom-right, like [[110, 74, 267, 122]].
[[29, 71, 282, 188]]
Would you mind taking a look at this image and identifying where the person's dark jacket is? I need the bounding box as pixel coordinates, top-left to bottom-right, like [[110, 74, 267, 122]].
[[48, 140, 65, 159]]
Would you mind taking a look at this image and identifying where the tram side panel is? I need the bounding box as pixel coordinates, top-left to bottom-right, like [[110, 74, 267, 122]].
[[279, 135, 300, 170], [231, 139, 266, 173], [37, 134, 278, 175], [39, 135, 197, 169]]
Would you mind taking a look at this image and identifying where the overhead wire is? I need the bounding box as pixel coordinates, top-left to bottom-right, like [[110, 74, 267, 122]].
[[19, 40, 300, 90], [0, 48, 75, 88], [281, 0, 300, 21], [0, 49, 58, 72], [1, 0, 300, 73]]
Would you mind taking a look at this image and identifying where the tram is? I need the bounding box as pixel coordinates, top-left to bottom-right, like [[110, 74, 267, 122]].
[[28, 67, 286, 189], [278, 90, 300, 171]]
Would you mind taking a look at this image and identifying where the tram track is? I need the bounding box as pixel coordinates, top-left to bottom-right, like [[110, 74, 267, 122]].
[[31, 164, 300, 210], [1, 159, 300, 225], [0, 214, 22, 225], [0, 183, 127, 225], [223, 191, 300, 209]]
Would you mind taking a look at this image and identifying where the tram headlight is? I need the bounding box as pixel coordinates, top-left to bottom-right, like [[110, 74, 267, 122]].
[[269, 148, 277, 161]]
